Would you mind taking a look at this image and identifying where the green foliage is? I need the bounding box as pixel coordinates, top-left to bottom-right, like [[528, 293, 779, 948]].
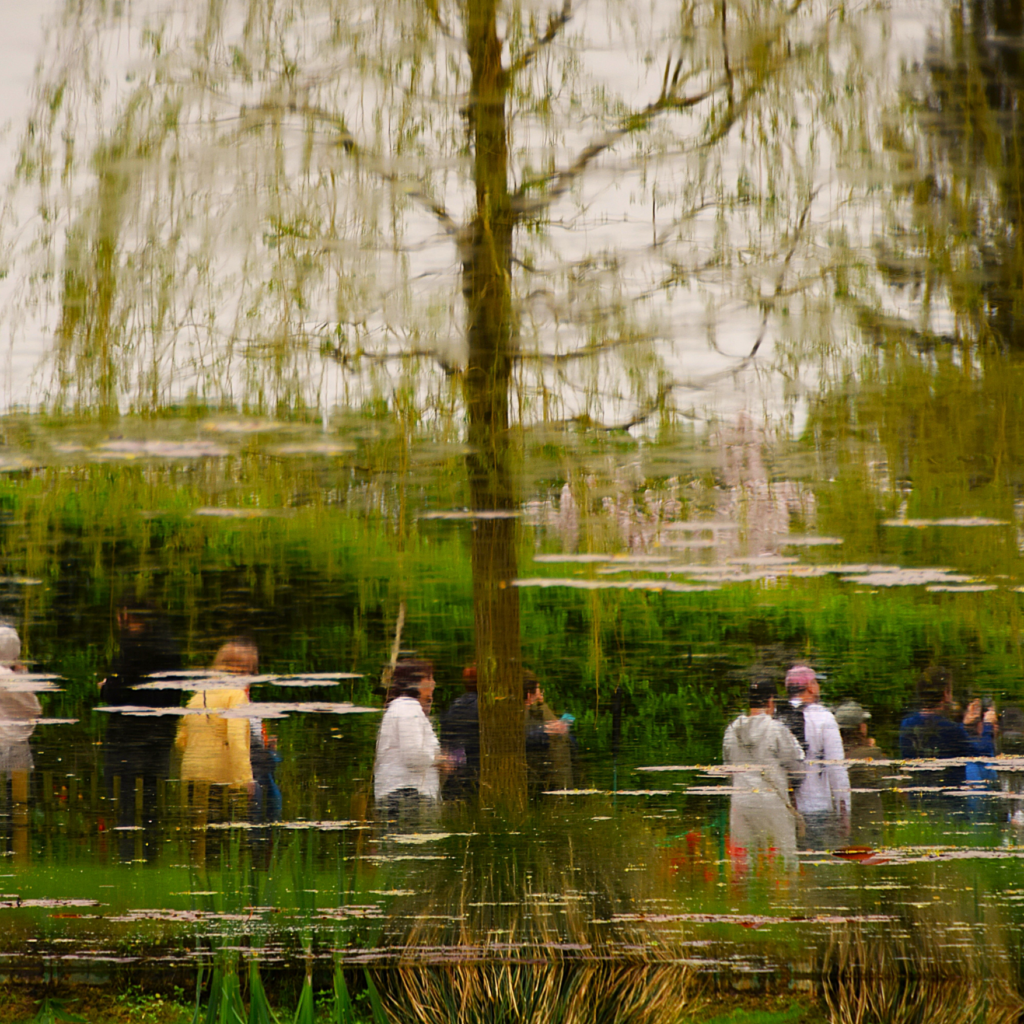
[[247, 962, 278, 1024], [22, 999, 88, 1024], [289, 977, 314, 1024], [332, 969, 356, 1024], [700, 1006, 815, 1024], [202, 969, 245, 1024], [361, 973, 388, 1024]]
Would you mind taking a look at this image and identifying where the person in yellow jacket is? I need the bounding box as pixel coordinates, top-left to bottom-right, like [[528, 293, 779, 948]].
[[176, 639, 258, 788]]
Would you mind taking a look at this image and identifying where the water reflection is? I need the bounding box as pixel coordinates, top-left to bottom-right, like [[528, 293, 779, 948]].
[[834, 702, 887, 849], [4, 0, 1024, 1015]]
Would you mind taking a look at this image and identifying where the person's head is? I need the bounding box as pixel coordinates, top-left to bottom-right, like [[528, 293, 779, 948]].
[[523, 669, 543, 707], [785, 664, 819, 703], [117, 601, 155, 636], [748, 677, 777, 713], [917, 665, 952, 711], [389, 659, 435, 711], [835, 701, 871, 743], [0, 626, 21, 669], [212, 638, 259, 676], [462, 664, 478, 693]]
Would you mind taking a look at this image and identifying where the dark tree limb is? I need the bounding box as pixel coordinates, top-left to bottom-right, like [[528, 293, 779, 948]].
[[423, 0, 459, 41], [507, 0, 573, 76], [514, 332, 655, 365], [511, 71, 724, 221], [745, 185, 819, 360]]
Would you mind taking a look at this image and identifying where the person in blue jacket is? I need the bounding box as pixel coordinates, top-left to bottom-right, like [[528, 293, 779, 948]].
[[899, 666, 996, 787]]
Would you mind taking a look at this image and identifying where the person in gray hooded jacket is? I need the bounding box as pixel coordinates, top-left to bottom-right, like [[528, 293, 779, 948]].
[[723, 678, 805, 868]]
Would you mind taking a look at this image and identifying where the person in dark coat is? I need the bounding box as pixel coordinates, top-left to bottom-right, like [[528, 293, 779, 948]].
[[99, 604, 183, 856], [440, 665, 480, 798]]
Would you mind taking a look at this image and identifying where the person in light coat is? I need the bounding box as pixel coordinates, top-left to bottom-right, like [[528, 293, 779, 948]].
[[723, 678, 804, 870], [374, 660, 446, 822], [784, 664, 850, 847]]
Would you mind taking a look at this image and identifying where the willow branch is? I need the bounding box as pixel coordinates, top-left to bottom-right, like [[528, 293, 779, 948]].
[[745, 185, 819, 360], [514, 333, 655, 365], [423, 0, 459, 40], [511, 73, 724, 221], [507, 0, 573, 76], [242, 100, 470, 253]]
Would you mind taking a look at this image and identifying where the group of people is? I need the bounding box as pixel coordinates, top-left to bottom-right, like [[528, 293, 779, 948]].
[[723, 661, 1005, 863], [723, 665, 859, 861], [99, 612, 282, 835], [371, 660, 574, 819], [2, 613, 1014, 851]]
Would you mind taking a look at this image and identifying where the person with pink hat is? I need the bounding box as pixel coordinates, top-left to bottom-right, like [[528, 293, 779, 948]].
[[781, 663, 850, 849]]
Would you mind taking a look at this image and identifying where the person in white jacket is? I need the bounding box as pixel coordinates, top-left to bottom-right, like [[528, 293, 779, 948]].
[[784, 664, 850, 847], [723, 678, 804, 869], [373, 660, 445, 818]]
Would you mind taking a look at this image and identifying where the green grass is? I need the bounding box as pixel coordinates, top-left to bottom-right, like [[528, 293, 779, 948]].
[[699, 1003, 822, 1024]]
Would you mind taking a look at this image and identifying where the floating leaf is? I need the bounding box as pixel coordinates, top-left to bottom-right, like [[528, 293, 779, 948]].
[[269, 443, 355, 456], [663, 521, 740, 532], [193, 507, 287, 519], [926, 584, 998, 593], [841, 569, 977, 587], [418, 510, 520, 520], [202, 419, 285, 434], [95, 439, 229, 460], [513, 578, 719, 593], [778, 536, 844, 546], [883, 517, 1009, 527]]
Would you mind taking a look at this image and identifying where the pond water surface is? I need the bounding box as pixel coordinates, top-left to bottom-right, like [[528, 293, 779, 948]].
[[3, 0, 1024, 1020]]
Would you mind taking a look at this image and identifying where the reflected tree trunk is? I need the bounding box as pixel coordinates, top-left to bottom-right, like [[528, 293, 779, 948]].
[[462, 0, 525, 808]]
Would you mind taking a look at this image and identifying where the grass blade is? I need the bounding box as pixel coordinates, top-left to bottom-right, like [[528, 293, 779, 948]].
[[249, 960, 279, 1024], [363, 970, 388, 1024], [334, 966, 355, 1024], [292, 975, 315, 1024]]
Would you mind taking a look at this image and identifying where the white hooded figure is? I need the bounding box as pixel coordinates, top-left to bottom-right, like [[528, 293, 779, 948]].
[[0, 626, 40, 772], [723, 680, 804, 866]]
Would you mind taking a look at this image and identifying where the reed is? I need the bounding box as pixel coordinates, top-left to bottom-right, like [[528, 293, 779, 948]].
[[819, 915, 1023, 1024], [376, 962, 704, 1024]]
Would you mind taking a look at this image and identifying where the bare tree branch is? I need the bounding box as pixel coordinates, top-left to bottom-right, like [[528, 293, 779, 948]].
[[745, 185, 819, 360], [322, 342, 462, 376], [514, 333, 655, 366], [538, 380, 673, 432], [507, 0, 574, 77], [721, 0, 735, 118], [423, 0, 460, 41], [511, 74, 724, 221]]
